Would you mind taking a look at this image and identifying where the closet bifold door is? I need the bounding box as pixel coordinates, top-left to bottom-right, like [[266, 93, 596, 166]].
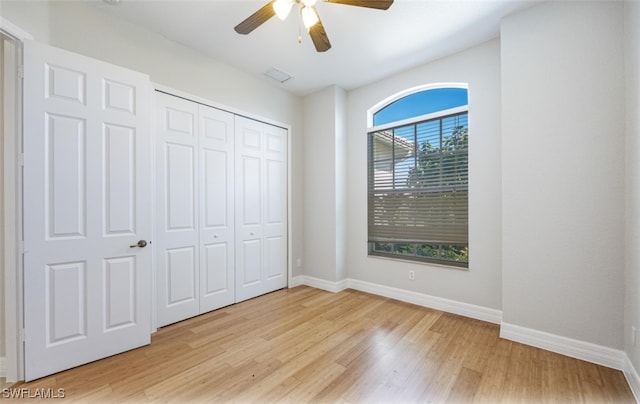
[[198, 104, 235, 314], [155, 93, 235, 327], [155, 93, 200, 327], [235, 116, 288, 303]]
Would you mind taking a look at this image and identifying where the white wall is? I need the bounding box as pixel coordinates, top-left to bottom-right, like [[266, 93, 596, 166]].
[[335, 87, 347, 282], [0, 1, 299, 123], [302, 85, 347, 282], [501, 1, 625, 348], [625, 0, 640, 370], [345, 39, 503, 310]]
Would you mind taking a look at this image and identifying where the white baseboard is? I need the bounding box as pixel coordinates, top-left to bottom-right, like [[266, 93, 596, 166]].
[[289, 275, 304, 288], [347, 278, 503, 324], [297, 275, 348, 293], [624, 355, 640, 402], [501, 323, 640, 400], [500, 322, 626, 370], [296, 276, 502, 324]]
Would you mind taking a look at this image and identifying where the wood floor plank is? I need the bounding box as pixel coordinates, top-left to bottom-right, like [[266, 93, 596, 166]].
[[446, 366, 482, 403], [6, 286, 635, 403], [472, 338, 512, 403]]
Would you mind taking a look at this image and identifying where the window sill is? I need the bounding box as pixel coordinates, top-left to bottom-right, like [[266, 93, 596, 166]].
[[367, 252, 469, 271]]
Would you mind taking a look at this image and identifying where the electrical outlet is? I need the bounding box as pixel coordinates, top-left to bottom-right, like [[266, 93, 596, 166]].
[[409, 270, 415, 280], [633, 326, 637, 348]]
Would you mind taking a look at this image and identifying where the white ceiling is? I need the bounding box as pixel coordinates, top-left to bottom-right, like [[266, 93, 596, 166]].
[[89, 0, 537, 96]]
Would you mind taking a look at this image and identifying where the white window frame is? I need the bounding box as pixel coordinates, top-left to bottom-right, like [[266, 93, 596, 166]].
[[367, 84, 469, 268]]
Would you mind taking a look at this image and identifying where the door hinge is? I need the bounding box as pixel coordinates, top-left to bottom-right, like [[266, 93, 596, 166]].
[[17, 65, 24, 80], [18, 240, 25, 255], [17, 153, 24, 167]]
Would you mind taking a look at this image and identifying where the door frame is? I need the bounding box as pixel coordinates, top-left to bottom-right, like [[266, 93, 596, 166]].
[[1, 17, 32, 383]]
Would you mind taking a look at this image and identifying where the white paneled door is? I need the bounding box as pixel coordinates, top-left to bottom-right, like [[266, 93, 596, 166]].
[[155, 92, 235, 327], [235, 116, 287, 302], [155, 94, 200, 327], [198, 104, 235, 313], [23, 41, 152, 381]]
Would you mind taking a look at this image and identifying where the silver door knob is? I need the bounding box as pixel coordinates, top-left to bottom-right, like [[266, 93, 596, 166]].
[[130, 240, 147, 248]]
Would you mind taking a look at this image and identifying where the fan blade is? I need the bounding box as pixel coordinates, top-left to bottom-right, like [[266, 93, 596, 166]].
[[234, 1, 276, 35], [308, 17, 331, 52], [324, 0, 393, 10]]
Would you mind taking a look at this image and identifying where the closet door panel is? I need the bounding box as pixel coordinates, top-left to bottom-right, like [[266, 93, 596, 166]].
[[263, 125, 287, 291], [240, 239, 262, 286], [236, 152, 263, 298], [203, 150, 227, 226], [155, 93, 199, 327], [266, 236, 286, 280], [199, 105, 235, 312], [166, 143, 195, 231], [165, 246, 197, 305], [240, 155, 262, 230], [203, 243, 229, 296], [235, 117, 264, 302], [235, 116, 287, 302]]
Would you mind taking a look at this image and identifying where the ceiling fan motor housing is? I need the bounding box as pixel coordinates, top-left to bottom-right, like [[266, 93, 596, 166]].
[[234, 0, 393, 52]]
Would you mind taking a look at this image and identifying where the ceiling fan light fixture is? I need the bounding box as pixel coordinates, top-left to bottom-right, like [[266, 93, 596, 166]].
[[273, 0, 294, 20], [234, 0, 393, 52], [301, 6, 319, 29]]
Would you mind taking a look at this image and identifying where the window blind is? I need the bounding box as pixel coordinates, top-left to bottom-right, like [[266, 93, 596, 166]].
[[367, 112, 468, 246]]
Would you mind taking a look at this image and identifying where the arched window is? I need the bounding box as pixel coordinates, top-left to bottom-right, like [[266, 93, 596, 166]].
[[367, 86, 469, 267], [373, 87, 468, 126]]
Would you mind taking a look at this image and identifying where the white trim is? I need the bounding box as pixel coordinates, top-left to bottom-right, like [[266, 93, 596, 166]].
[[298, 276, 348, 293], [347, 278, 502, 324], [148, 84, 158, 334], [368, 105, 469, 133], [286, 108, 293, 296], [0, 17, 33, 41], [500, 322, 626, 370], [624, 355, 640, 402], [3, 32, 23, 383], [152, 83, 290, 131], [289, 275, 304, 288], [296, 276, 502, 324]]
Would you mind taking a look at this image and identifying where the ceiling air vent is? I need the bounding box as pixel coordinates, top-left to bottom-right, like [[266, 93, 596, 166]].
[[264, 67, 292, 83]]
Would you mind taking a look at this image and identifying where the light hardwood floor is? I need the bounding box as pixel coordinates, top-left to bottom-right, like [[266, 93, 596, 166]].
[[6, 286, 636, 403], [1, 378, 12, 390]]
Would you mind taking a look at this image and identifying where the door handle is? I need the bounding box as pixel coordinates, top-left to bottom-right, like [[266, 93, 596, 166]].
[[130, 240, 147, 248]]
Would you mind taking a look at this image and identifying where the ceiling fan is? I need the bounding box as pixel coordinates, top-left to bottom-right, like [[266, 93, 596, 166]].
[[234, 0, 394, 53]]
